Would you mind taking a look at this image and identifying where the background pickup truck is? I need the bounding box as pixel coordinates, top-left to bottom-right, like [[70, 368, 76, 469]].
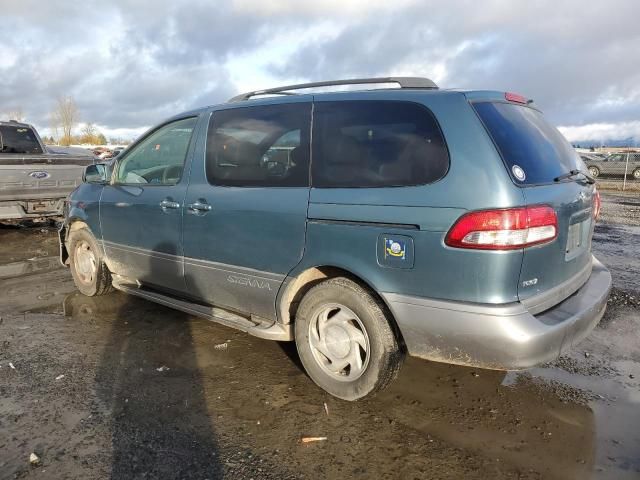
[[0, 120, 95, 222]]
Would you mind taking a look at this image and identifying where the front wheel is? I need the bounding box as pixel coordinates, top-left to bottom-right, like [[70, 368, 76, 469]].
[[633, 168, 640, 180], [294, 277, 404, 401], [68, 228, 114, 296], [588, 166, 600, 178]]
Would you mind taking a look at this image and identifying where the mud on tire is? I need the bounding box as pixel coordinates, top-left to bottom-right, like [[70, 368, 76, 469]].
[[294, 277, 404, 401], [68, 228, 114, 296]]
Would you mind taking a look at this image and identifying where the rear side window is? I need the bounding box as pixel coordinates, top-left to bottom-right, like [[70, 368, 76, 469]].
[[206, 103, 311, 187], [473, 102, 581, 185], [312, 101, 449, 188], [0, 125, 43, 154]]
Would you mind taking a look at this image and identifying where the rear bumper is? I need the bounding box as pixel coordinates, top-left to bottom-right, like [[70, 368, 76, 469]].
[[382, 255, 611, 370], [0, 199, 65, 220]]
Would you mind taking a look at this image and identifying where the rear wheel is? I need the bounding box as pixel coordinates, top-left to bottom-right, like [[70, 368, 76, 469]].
[[633, 168, 640, 180], [294, 277, 403, 401], [68, 228, 113, 296], [588, 166, 600, 178]]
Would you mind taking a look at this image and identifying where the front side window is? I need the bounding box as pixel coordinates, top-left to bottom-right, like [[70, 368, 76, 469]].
[[0, 125, 43, 154], [312, 101, 449, 188], [206, 103, 311, 187], [115, 117, 197, 185]]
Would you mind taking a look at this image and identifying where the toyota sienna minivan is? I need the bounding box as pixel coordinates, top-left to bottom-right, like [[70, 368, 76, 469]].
[[59, 77, 611, 400]]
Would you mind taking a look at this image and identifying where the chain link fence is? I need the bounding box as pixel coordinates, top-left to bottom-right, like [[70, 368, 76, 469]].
[[580, 152, 640, 193]]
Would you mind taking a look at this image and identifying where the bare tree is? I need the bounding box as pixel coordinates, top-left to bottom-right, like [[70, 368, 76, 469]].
[[49, 117, 60, 145], [80, 122, 97, 144], [53, 96, 78, 146]]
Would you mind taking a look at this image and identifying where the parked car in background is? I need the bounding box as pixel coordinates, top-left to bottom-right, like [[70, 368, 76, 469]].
[[582, 152, 640, 180], [579, 153, 606, 163], [0, 120, 95, 223], [92, 146, 109, 156], [60, 77, 611, 400], [102, 148, 124, 159]]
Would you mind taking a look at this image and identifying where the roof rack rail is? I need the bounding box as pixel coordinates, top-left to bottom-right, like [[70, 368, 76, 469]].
[[228, 76, 438, 102]]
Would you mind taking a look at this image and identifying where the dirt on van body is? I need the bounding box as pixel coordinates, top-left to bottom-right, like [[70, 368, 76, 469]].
[[1, 198, 639, 480]]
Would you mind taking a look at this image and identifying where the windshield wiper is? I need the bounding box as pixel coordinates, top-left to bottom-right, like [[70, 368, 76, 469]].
[[554, 169, 595, 184]]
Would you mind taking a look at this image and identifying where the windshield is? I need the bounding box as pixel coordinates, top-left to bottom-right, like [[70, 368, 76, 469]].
[[473, 102, 583, 185], [0, 125, 43, 154]]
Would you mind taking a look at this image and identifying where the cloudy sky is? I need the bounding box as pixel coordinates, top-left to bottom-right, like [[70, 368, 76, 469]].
[[1, 0, 639, 144]]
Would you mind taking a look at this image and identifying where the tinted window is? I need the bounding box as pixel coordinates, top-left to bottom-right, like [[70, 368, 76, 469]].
[[0, 125, 43, 154], [115, 117, 197, 185], [312, 101, 449, 188], [473, 102, 582, 185], [206, 103, 311, 187]]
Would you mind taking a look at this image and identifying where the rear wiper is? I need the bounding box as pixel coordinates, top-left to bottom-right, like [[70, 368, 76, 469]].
[[554, 169, 596, 184]]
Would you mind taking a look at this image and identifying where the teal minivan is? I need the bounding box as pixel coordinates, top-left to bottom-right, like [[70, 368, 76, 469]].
[[60, 78, 611, 400]]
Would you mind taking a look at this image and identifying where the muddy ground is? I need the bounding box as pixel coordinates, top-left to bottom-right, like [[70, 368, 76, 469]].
[[1, 195, 639, 480]]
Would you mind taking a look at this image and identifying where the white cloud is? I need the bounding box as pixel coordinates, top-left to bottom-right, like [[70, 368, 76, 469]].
[[231, 0, 416, 16], [558, 122, 640, 144]]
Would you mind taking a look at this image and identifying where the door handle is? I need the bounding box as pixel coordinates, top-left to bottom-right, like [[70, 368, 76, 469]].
[[188, 201, 212, 213], [159, 199, 180, 210]]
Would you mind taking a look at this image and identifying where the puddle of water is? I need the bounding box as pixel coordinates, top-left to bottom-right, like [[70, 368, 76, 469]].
[[526, 365, 640, 478], [0, 255, 75, 314]]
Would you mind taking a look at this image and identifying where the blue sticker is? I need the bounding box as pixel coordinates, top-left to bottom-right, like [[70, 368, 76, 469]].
[[385, 238, 406, 260]]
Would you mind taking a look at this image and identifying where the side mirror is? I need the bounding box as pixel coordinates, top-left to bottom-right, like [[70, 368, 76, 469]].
[[83, 163, 108, 183]]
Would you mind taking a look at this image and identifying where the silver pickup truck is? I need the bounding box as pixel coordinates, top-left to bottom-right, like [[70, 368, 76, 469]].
[[0, 120, 95, 222]]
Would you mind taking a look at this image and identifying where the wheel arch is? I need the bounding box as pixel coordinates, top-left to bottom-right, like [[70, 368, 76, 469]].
[[60, 219, 97, 265], [276, 264, 406, 348]]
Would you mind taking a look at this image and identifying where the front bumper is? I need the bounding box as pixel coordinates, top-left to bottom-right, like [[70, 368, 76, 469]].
[[382, 255, 611, 370], [58, 224, 69, 267]]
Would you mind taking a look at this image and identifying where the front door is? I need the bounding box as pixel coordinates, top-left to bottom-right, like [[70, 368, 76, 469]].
[[183, 101, 311, 320], [100, 116, 199, 293]]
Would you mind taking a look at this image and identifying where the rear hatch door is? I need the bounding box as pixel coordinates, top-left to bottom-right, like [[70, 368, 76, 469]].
[[472, 99, 595, 309]]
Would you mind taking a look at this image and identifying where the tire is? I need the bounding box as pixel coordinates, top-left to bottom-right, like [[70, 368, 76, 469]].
[[588, 166, 600, 178], [68, 228, 114, 296], [294, 277, 404, 401], [633, 168, 640, 180]]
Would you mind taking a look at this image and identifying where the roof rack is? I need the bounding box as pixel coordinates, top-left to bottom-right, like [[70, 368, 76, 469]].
[[228, 77, 438, 102]]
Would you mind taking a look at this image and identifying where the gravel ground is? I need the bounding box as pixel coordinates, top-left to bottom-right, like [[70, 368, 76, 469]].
[[1, 201, 639, 479], [598, 192, 640, 227]]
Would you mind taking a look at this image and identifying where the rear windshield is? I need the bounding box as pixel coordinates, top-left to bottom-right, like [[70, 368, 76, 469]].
[[0, 125, 43, 154], [473, 102, 581, 185]]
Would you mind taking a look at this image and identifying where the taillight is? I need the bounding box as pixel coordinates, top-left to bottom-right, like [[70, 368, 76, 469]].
[[505, 92, 528, 104], [593, 189, 601, 220], [445, 206, 558, 250]]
